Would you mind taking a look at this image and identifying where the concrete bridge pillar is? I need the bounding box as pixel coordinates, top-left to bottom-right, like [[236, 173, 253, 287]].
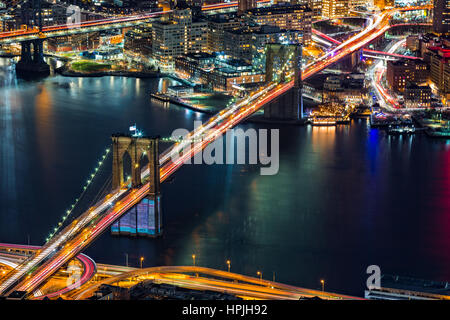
[[130, 140, 143, 188], [16, 39, 49, 76], [111, 134, 162, 238], [33, 39, 44, 64], [20, 41, 32, 63]]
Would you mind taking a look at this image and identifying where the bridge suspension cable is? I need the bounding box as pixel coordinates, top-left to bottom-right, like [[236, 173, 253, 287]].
[[44, 146, 111, 243]]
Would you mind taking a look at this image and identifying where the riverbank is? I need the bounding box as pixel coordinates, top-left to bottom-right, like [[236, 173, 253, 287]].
[[56, 65, 161, 78]]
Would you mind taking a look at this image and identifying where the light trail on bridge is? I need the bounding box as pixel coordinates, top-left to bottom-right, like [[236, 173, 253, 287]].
[[0, 5, 431, 298], [72, 266, 363, 300], [311, 26, 424, 60], [0, 243, 96, 299]]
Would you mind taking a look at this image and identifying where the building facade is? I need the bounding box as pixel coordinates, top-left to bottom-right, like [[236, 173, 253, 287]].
[[221, 25, 303, 64], [151, 8, 208, 72], [386, 59, 429, 93], [321, 0, 349, 19], [238, 0, 257, 15], [175, 53, 265, 91], [245, 4, 312, 45], [206, 14, 243, 53], [427, 46, 450, 97], [404, 83, 432, 108], [433, 0, 450, 34], [125, 25, 153, 55]]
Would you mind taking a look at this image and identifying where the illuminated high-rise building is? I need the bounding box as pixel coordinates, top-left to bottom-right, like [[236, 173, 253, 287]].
[[433, 0, 450, 34], [238, 0, 257, 15], [308, 0, 322, 20], [321, 0, 349, 19], [152, 8, 207, 72], [373, 0, 385, 9], [246, 4, 312, 45]]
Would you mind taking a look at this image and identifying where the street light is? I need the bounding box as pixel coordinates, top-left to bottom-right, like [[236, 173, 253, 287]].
[[192, 254, 196, 266], [257, 271, 262, 281], [140, 257, 144, 269], [226, 260, 231, 273], [320, 279, 325, 292]]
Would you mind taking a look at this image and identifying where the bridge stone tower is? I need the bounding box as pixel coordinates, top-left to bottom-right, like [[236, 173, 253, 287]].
[[16, 0, 50, 76], [111, 134, 162, 238], [264, 43, 303, 120]]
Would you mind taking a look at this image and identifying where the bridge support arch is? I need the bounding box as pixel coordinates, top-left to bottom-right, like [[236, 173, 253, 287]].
[[111, 134, 162, 238]]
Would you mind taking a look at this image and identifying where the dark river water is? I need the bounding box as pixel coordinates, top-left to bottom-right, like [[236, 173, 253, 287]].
[[0, 58, 449, 297]]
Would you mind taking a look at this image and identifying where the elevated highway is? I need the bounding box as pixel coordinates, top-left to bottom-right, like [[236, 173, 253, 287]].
[[72, 266, 364, 300], [0, 243, 96, 299]]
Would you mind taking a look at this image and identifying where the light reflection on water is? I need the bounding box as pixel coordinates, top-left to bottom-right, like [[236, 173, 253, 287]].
[[0, 58, 449, 296]]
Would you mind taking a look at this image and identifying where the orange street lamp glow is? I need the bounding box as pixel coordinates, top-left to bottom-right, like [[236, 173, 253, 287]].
[[257, 271, 262, 281]]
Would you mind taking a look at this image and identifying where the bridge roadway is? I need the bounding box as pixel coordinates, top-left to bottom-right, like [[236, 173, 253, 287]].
[[71, 266, 363, 300], [0, 0, 271, 44], [0, 244, 361, 300], [311, 24, 429, 60], [0, 5, 430, 297], [0, 243, 96, 299]]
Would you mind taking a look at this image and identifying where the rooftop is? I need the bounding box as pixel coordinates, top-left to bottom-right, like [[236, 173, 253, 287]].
[[246, 3, 312, 16]]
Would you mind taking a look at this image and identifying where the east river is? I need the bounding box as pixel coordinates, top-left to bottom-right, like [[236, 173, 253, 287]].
[[0, 58, 449, 296]]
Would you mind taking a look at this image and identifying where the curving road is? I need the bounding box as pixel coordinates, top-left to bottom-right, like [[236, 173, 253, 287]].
[[0, 243, 96, 299], [72, 266, 364, 300]]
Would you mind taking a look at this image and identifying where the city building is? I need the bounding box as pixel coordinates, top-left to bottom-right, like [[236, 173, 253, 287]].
[[419, 33, 442, 58], [0, 15, 15, 32], [15, 1, 68, 27], [206, 13, 243, 54], [151, 8, 208, 72], [386, 59, 429, 92], [47, 32, 102, 52], [167, 85, 194, 97], [238, 0, 257, 15], [308, 0, 322, 20], [404, 83, 432, 108], [373, 0, 393, 9], [175, 53, 265, 91], [433, 0, 450, 34], [274, 0, 320, 17], [406, 35, 420, 52], [14, 0, 105, 28], [124, 25, 153, 55], [221, 25, 303, 64], [426, 46, 450, 98], [245, 4, 312, 45], [321, 0, 349, 19], [322, 73, 368, 104]]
